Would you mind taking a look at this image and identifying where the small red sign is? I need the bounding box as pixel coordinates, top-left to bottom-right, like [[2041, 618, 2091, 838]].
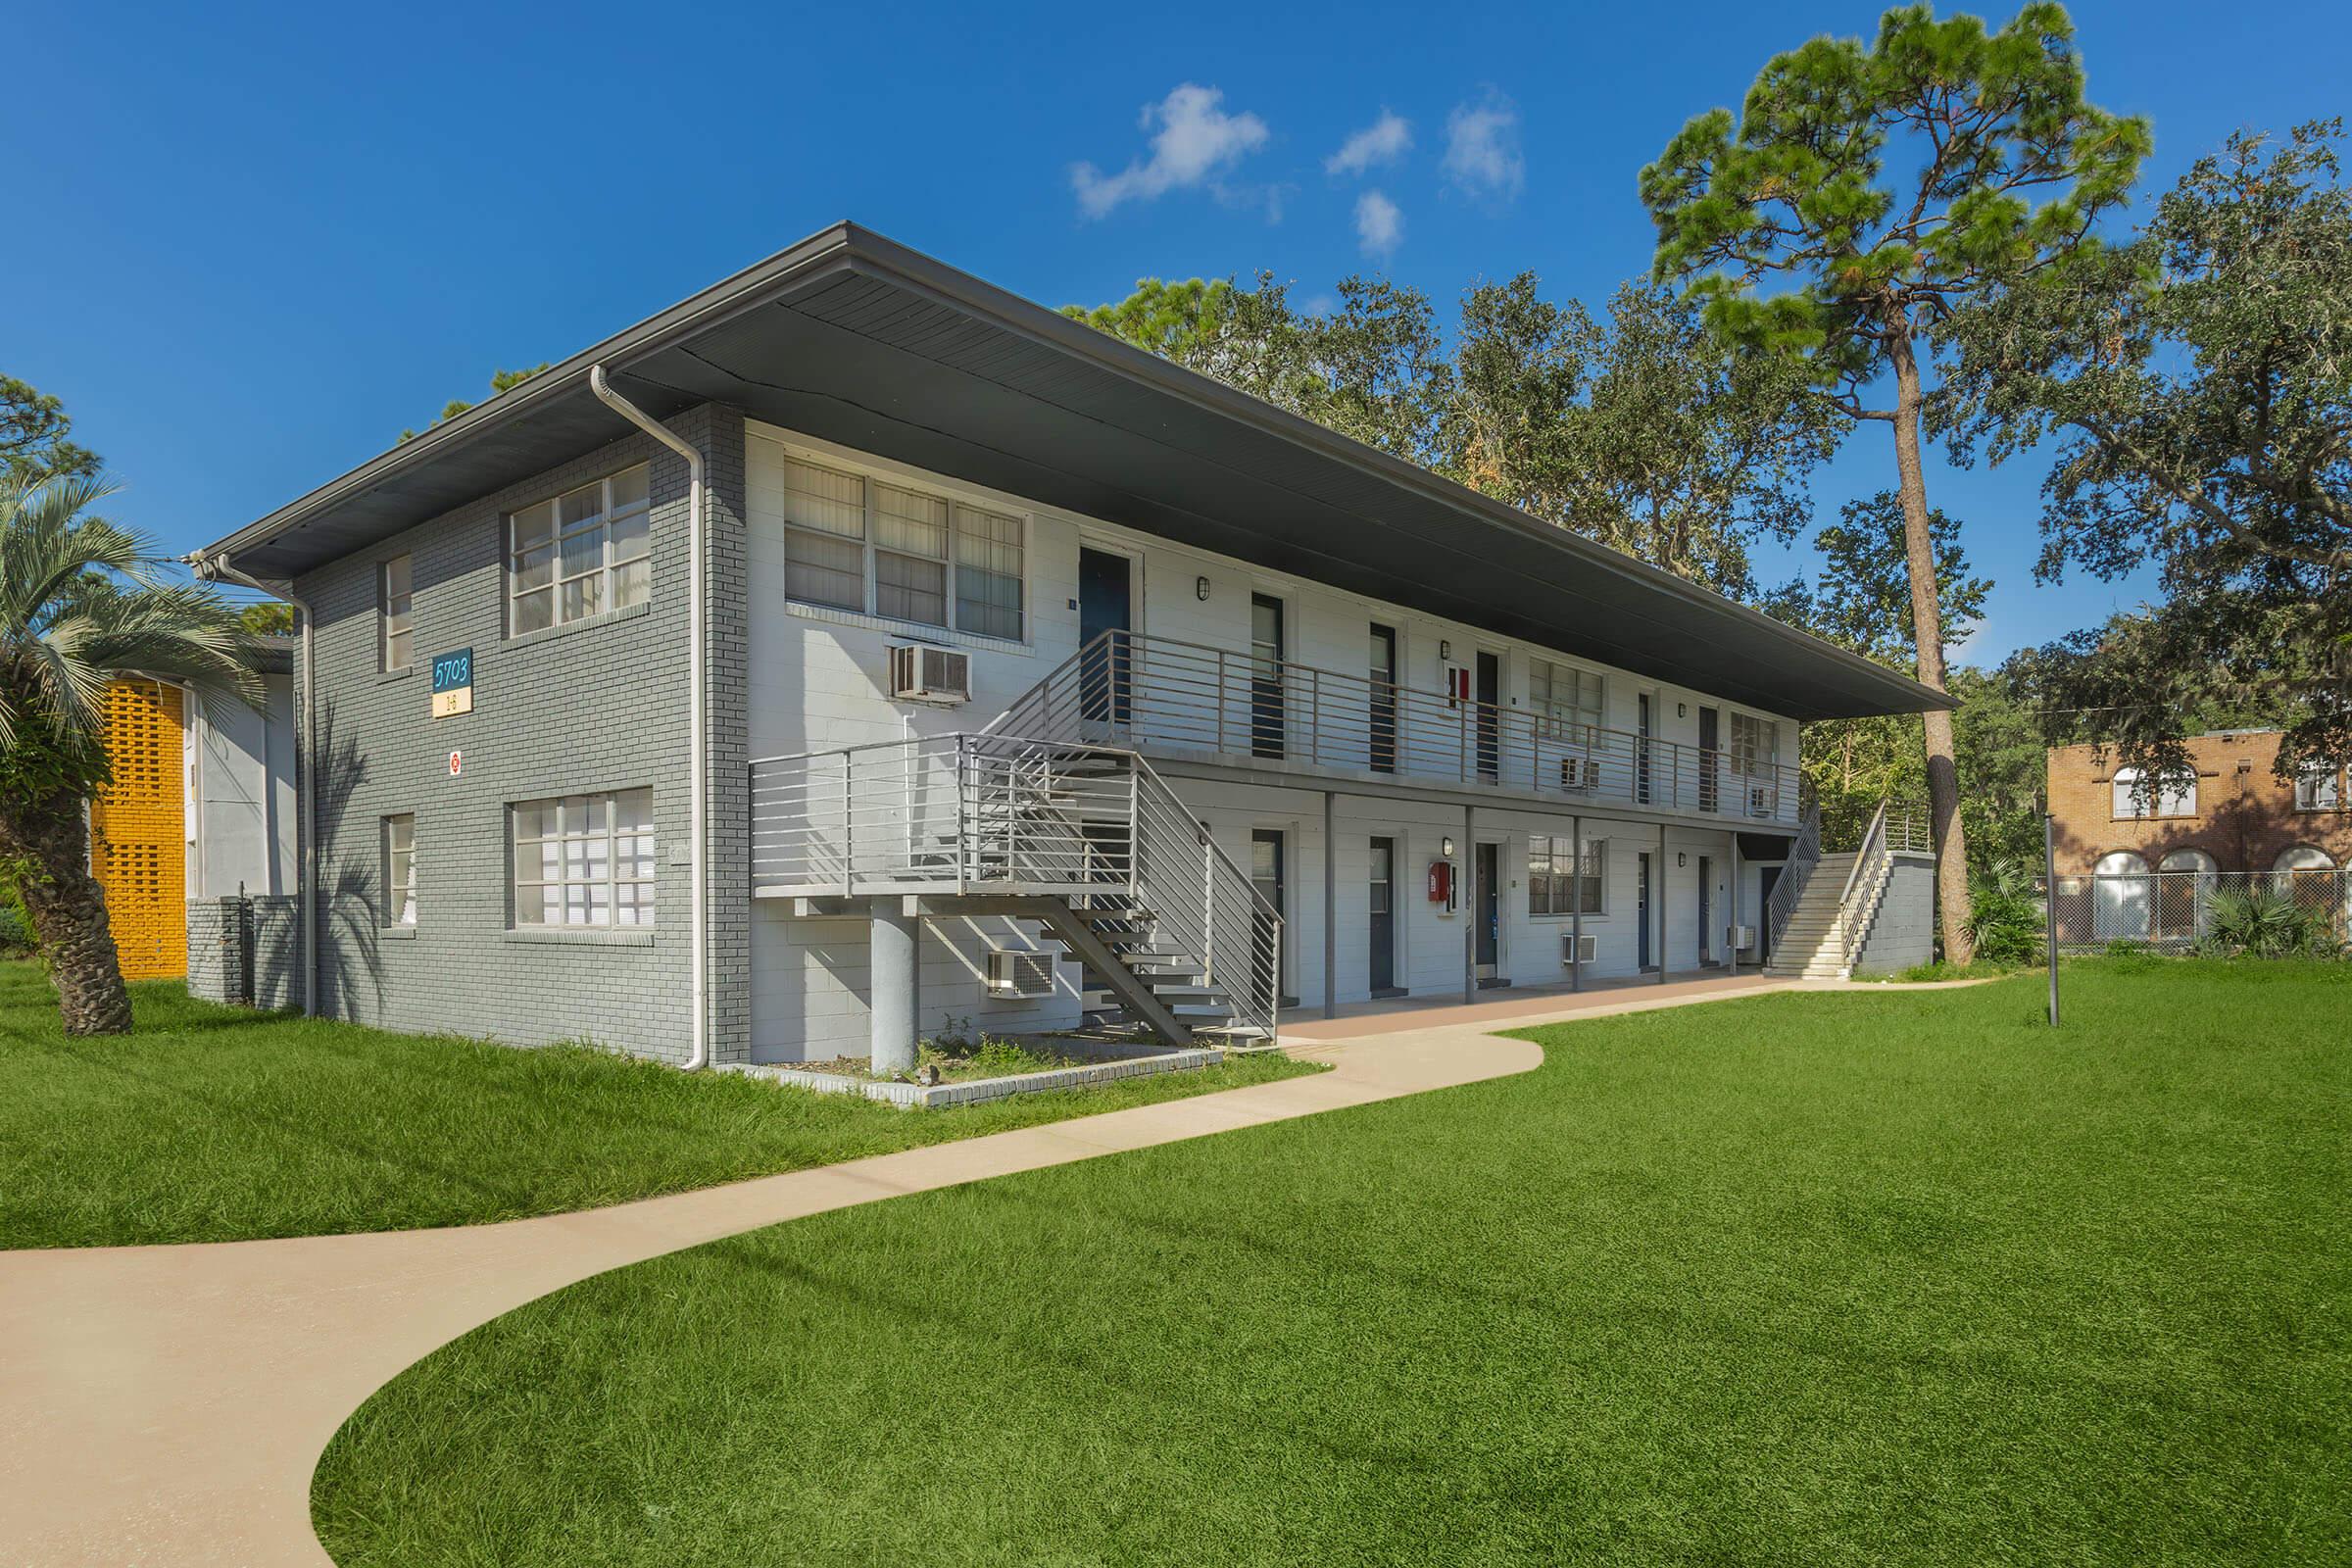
[[448, 750, 463, 777]]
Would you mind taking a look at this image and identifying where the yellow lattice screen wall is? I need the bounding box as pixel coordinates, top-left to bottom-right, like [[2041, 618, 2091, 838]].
[[89, 680, 187, 980]]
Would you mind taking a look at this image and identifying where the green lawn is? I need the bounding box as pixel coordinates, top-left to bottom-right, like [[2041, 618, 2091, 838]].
[[0, 962, 1320, 1249], [316, 960, 2351, 1567]]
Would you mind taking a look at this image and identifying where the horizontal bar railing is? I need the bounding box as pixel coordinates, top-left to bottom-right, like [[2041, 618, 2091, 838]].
[[986, 629, 1801, 826]]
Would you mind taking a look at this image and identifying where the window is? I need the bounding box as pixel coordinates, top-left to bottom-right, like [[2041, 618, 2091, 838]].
[[1529, 835, 1604, 916], [509, 465, 651, 634], [381, 813, 416, 926], [780, 457, 1025, 639], [1729, 713, 1781, 776], [2112, 766, 2196, 818], [2295, 764, 2345, 811], [1529, 659, 1604, 742], [379, 555, 413, 671], [511, 790, 656, 927]]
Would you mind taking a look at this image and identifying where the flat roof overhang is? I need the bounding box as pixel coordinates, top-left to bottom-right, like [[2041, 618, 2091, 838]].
[[201, 222, 1947, 723]]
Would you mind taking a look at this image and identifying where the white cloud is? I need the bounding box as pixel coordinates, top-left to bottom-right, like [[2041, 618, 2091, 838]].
[[1443, 89, 1524, 203], [1326, 110, 1412, 176], [1354, 189, 1403, 257], [1071, 83, 1272, 219]]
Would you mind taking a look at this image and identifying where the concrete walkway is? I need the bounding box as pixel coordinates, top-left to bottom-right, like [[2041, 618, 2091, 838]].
[[2, 979, 1817, 1567]]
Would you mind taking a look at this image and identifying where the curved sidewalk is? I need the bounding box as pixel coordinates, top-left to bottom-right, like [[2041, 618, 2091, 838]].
[[0, 977, 1797, 1567]]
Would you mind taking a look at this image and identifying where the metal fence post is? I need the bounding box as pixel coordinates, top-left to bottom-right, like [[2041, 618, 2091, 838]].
[[2043, 809, 2060, 1026]]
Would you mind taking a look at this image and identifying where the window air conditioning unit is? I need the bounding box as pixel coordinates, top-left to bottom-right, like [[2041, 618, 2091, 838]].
[[987, 949, 1054, 999], [1746, 784, 1772, 818], [889, 644, 970, 705], [1729, 924, 1757, 950], [1561, 932, 1597, 966], [1559, 756, 1597, 791]]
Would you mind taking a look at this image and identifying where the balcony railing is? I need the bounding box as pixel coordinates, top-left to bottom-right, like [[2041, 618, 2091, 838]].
[[986, 630, 1801, 827]]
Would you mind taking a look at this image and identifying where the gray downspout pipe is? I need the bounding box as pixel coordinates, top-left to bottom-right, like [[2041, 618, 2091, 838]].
[[189, 555, 316, 1017], [588, 366, 710, 1072]]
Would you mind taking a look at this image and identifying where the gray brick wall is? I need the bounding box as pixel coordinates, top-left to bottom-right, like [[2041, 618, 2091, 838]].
[[288, 404, 746, 1061], [186, 898, 244, 1004], [251, 895, 301, 1010], [1852, 852, 1937, 975]]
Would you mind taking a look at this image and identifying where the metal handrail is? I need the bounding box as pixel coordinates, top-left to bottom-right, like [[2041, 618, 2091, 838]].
[[749, 732, 1280, 1040], [984, 629, 1802, 826], [1765, 802, 1822, 955]]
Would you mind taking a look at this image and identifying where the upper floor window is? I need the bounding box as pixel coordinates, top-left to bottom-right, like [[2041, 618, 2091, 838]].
[[2112, 766, 2196, 819], [381, 813, 416, 926], [780, 458, 1025, 640], [379, 555, 413, 672], [511, 789, 656, 928], [1529, 835, 1605, 916], [1729, 713, 1781, 776], [509, 465, 651, 635], [2294, 764, 2344, 811], [1529, 660, 1603, 741]]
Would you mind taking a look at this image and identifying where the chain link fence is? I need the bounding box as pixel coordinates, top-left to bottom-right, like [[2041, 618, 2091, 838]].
[[2050, 868, 2352, 954]]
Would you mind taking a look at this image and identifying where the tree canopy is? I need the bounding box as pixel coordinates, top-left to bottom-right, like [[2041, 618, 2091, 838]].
[[1941, 120, 2352, 783], [399, 364, 550, 443], [1, 374, 102, 487]]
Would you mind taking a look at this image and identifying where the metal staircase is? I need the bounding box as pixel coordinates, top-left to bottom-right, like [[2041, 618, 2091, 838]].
[[1765, 799, 1927, 980], [750, 733, 1279, 1044]]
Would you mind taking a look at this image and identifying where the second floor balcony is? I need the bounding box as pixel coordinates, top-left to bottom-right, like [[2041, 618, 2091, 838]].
[[986, 631, 1802, 830]]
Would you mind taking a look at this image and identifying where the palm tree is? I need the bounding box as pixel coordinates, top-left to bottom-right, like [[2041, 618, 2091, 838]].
[[0, 473, 261, 1034]]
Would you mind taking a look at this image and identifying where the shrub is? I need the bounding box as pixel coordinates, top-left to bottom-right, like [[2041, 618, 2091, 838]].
[[1961, 858, 2043, 965], [2195, 886, 2341, 959], [0, 895, 31, 957]]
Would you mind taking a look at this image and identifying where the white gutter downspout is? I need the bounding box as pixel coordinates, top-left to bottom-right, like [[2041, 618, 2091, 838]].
[[589, 366, 710, 1071], [189, 556, 317, 1017]]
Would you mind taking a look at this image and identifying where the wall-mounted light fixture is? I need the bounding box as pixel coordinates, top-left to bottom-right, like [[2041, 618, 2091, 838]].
[[1677, 852, 1689, 867], [1678, 702, 1689, 718], [1439, 639, 1451, 661], [1196, 575, 1210, 602], [1442, 836, 1457, 858]]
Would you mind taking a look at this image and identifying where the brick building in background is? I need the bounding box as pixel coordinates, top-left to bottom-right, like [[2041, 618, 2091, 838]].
[[2046, 729, 2352, 883]]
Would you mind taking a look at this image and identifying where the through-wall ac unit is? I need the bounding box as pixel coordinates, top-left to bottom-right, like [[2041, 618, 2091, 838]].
[[987, 949, 1054, 999], [1561, 932, 1598, 966], [1559, 756, 1598, 791], [1729, 924, 1757, 950], [1745, 784, 1773, 818], [889, 644, 970, 705]]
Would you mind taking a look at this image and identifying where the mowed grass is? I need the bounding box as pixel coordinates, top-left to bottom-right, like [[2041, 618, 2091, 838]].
[[0, 961, 1321, 1249], [316, 961, 2352, 1567]]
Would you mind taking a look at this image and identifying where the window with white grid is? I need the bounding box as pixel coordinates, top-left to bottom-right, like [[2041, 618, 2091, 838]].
[[381, 813, 416, 926], [2294, 764, 2344, 811], [379, 555, 413, 672], [2112, 767, 2196, 818], [1730, 713, 1781, 776], [511, 790, 656, 927], [1528, 660, 1603, 742], [779, 457, 1025, 639], [508, 465, 651, 635], [1528, 835, 1605, 916]]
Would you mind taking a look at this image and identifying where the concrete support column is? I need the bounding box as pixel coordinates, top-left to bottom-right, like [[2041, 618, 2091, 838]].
[[1323, 791, 1338, 1020], [1462, 805, 1476, 1005], [869, 898, 919, 1074], [1729, 837, 1741, 978], [1657, 822, 1670, 986], [1569, 814, 1583, 994]]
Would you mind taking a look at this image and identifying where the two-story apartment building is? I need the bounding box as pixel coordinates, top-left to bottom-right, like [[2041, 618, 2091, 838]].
[[189, 224, 1943, 1069]]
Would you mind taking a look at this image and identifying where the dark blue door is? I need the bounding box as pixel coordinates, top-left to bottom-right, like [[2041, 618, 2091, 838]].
[[1078, 547, 1131, 724]]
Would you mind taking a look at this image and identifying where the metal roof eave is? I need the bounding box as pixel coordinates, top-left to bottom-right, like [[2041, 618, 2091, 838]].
[[198, 221, 1948, 721]]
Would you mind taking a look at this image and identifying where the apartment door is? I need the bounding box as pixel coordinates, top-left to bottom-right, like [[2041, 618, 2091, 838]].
[[1250, 594, 1286, 760], [1250, 829, 1286, 1000], [1637, 851, 1654, 970], [1368, 623, 1398, 773], [1077, 547, 1132, 725], [1475, 841, 1501, 981], [1475, 651, 1501, 782], [1368, 836, 1398, 994], [1637, 693, 1655, 805], [1696, 855, 1713, 964], [1697, 706, 1720, 814]]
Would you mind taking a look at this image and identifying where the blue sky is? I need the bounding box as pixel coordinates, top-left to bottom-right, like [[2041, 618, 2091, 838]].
[[9, 0, 2344, 664]]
